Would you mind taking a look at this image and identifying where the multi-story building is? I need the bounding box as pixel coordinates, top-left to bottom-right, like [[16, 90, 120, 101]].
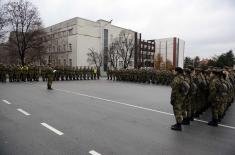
[[134, 33, 155, 68], [154, 37, 185, 68], [42, 17, 185, 70], [43, 17, 136, 70]]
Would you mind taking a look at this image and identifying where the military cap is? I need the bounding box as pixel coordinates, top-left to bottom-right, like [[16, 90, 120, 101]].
[[175, 67, 183, 74], [195, 68, 202, 72], [188, 65, 194, 71], [184, 68, 191, 74], [205, 69, 211, 73]]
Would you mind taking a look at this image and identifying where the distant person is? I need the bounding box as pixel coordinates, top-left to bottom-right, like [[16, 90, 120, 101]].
[[46, 63, 54, 90]]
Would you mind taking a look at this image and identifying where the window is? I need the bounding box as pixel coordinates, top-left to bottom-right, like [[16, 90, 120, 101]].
[[69, 29, 73, 35], [64, 59, 66, 66], [63, 44, 66, 51], [58, 59, 61, 65], [119, 61, 123, 68], [63, 31, 66, 36], [69, 59, 72, 66], [58, 45, 60, 52], [69, 44, 72, 51], [129, 61, 133, 67], [48, 56, 51, 63]]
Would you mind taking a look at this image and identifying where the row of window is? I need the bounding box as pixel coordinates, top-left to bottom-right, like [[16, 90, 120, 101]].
[[118, 60, 134, 68], [48, 57, 73, 66], [48, 44, 72, 53], [41, 29, 74, 42]]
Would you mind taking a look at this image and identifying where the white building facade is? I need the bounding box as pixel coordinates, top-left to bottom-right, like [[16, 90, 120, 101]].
[[155, 37, 185, 68], [43, 17, 136, 70]]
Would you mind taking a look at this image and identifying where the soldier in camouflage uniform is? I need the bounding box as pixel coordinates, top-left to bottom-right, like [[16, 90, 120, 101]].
[[208, 69, 227, 126], [75, 66, 79, 80], [68, 67, 72, 80], [109, 69, 113, 80], [107, 68, 110, 80], [41, 65, 46, 81], [181, 68, 193, 125], [21, 65, 28, 82], [79, 67, 83, 80], [16, 65, 21, 82], [64, 66, 68, 80], [54, 66, 60, 81], [33, 65, 39, 81], [194, 68, 207, 117], [27, 65, 33, 82], [82, 66, 86, 80], [218, 71, 229, 122], [8, 65, 14, 82], [93, 67, 97, 80], [170, 67, 186, 131], [60, 66, 65, 81], [0, 64, 7, 82], [97, 67, 100, 80], [46, 64, 54, 89], [90, 67, 94, 80]]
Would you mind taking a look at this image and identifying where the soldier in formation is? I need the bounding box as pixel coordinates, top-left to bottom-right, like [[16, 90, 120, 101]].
[[171, 66, 235, 130], [170, 67, 187, 131], [0, 64, 100, 83], [107, 66, 234, 130], [107, 68, 174, 85]]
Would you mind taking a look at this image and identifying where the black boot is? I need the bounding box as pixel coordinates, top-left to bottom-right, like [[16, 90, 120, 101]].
[[171, 123, 182, 131], [182, 118, 190, 125], [208, 119, 218, 127]]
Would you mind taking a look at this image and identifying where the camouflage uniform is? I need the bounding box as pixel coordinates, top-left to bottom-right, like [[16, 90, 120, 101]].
[[0, 64, 7, 82], [8, 65, 14, 82], [208, 71, 226, 126], [41, 66, 46, 81], [46, 65, 54, 89], [170, 69, 186, 130], [182, 69, 193, 124]]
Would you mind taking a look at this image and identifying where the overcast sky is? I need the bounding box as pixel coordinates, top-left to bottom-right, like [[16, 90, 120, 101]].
[[30, 0, 235, 59]]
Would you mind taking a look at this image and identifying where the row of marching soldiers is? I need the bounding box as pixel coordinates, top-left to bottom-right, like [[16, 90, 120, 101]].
[[170, 66, 234, 131], [107, 69, 173, 85], [0, 64, 40, 82], [0, 64, 101, 82], [42, 66, 101, 81]]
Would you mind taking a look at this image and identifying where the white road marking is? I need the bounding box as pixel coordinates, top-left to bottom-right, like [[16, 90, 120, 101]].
[[17, 108, 31, 116], [89, 150, 102, 155], [55, 88, 174, 116], [2, 100, 12, 105], [54, 88, 235, 130], [41, 122, 64, 136]]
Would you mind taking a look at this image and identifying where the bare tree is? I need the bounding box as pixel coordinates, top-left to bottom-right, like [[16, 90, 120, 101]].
[[111, 30, 135, 69], [0, 0, 7, 41], [4, 0, 45, 66], [87, 48, 103, 68], [108, 41, 120, 69]]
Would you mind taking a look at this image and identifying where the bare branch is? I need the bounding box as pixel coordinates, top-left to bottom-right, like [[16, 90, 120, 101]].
[[4, 0, 44, 65]]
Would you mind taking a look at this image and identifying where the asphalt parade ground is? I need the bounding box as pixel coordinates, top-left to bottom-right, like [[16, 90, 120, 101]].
[[0, 79, 235, 155]]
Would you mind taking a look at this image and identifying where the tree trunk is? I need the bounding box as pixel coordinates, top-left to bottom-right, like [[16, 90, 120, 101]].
[[20, 54, 25, 66]]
